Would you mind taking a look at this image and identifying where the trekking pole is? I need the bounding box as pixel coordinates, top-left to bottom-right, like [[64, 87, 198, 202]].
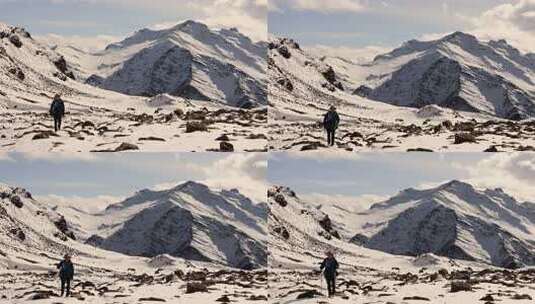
[[319, 269, 324, 297]]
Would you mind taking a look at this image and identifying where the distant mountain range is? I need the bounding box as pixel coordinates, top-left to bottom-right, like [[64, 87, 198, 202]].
[[0, 20, 267, 109], [0, 181, 267, 270], [269, 181, 535, 269], [65, 20, 267, 108], [269, 32, 535, 120]]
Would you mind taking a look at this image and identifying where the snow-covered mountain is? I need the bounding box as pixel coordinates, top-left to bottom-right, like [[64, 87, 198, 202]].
[[355, 32, 535, 120], [0, 22, 82, 106], [0, 181, 269, 303], [86, 181, 267, 270], [353, 180, 535, 269], [268, 34, 535, 152], [0, 183, 79, 264], [0, 180, 267, 270], [268, 184, 535, 303], [269, 181, 535, 269], [66, 20, 267, 108]]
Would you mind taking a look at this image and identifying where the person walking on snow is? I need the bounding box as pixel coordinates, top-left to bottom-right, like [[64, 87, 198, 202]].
[[57, 254, 74, 297], [323, 106, 340, 146], [320, 250, 339, 297], [49, 94, 65, 132]]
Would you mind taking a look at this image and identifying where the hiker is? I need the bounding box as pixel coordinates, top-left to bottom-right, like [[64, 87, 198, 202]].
[[320, 250, 339, 297], [49, 94, 65, 132], [56, 254, 74, 297], [323, 106, 340, 146]]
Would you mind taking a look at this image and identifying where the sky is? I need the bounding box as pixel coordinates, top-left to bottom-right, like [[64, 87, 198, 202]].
[[0, 152, 267, 211], [270, 0, 535, 59], [0, 0, 267, 51], [269, 152, 535, 209]]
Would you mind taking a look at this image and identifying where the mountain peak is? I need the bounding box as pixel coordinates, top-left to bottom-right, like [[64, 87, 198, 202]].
[[176, 180, 208, 188], [439, 31, 478, 45], [437, 180, 474, 191], [171, 20, 210, 34]]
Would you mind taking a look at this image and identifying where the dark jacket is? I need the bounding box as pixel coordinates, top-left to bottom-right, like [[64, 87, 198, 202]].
[[50, 98, 65, 117], [320, 257, 339, 278], [57, 260, 74, 280], [323, 110, 340, 131]]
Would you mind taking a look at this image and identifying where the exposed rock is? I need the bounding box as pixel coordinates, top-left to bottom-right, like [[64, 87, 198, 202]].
[[296, 290, 322, 299], [9, 35, 22, 48], [219, 141, 234, 152], [278, 45, 291, 59], [185, 282, 208, 294], [29, 290, 56, 300], [454, 133, 477, 144], [8, 66, 24, 81], [114, 143, 139, 152], [512, 294, 532, 300], [450, 280, 472, 292], [138, 297, 166, 302], [216, 295, 230, 302], [403, 296, 430, 301], [273, 226, 290, 239], [185, 121, 208, 133], [274, 194, 288, 207], [54, 216, 76, 240], [353, 85, 372, 97], [10, 195, 23, 208], [215, 134, 230, 141], [9, 228, 25, 241], [276, 77, 293, 91]]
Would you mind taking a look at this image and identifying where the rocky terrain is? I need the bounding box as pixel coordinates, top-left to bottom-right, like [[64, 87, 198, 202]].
[[1, 263, 268, 303], [1, 96, 267, 153], [268, 34, 535, 152], [267, 184, 535, 303], [0, 21, 267, 152], [0, 182, 268, 303]]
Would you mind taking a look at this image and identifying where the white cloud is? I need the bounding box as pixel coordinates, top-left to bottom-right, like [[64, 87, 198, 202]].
[[200, 153, 267, 202], [12, 151, 99, 163], [272, 151, 362, 163], [37, 33, 121, 52], [459, 153, 535, 202], [151, 153, 267, 202], [301, 192, 386, 211], [307, 44, 391, 63], [468, 0, 535, 52], [27, 0, 266, 44], [271, 0, 365, 13], [37, 194, 123, 213]]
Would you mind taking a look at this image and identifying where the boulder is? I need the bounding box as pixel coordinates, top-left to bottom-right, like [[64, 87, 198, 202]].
[[114, 143, 139, 152], [9, 35, 22, 48], [10, 195, 23, 208], [185, 282, 208, 294], [277, 45, 291, 59], [450, 280, 472, 293], [274, 194, 288, 207], [454, 133, 477, 144], [185, 121, 208, 133], [219, 141, 234, 152], [8, 67, 24, 81]]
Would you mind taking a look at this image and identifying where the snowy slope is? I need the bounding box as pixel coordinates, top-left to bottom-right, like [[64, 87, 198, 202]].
[[268, 184, 535, 303], [355, 32, 535, 120], [73, 20, 267, 108], [0, 181, 268, 303], [268, 35, 535, 152], [352, 180, 535, 269], [86, 181, 267, 270], [0, 21, 268, 152], [0, 183, 78, 261]]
